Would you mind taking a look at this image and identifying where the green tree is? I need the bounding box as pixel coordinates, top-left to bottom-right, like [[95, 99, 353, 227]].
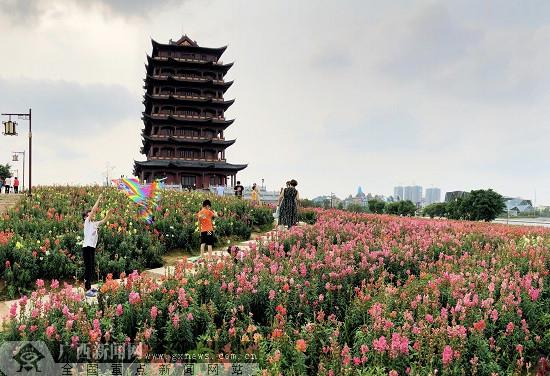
[[368, 199, 386, 214], [346, 203, 367, 213], [385, 200, 416, 216], [385, 202, 400, 215], [0, 164, 12, 180], [446, 197, 465, 220], [299, 199, 316, 208], [460, 189, 505, 221], [423, 202, 448, 218], [398, 200, 417, 216]]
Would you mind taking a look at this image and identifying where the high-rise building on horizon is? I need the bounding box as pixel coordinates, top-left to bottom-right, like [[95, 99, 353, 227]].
[[425, 187, 441, 205], [393, 186, 404, 201], [404, 185, 423, 204]]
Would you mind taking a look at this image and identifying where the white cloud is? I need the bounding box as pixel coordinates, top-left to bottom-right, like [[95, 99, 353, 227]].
[[0, 0, 549, 203]]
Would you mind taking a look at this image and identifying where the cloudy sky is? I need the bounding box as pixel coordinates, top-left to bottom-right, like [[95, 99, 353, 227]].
[[1, 0, 549, 203]]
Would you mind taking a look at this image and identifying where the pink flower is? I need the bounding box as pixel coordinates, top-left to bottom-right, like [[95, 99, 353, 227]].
[[506, 322, 515, 335], [45, 325, 56, 339], [516, 344, 523, 354], [353, 357, 361, 366], [5, 260, 10, 268], [50, 279, 59, 289], [116, 304, 123, 316], [268, 290, 276, 300], [71, 336, 79, 349], [150, 306, 158, 320], [187, 312, 194, 321], [425, 314, 434, 323], [373, 336, 388, 353], [389, 371, 398, 376], [30, 325, 38, 333], [528, 287, 541, 301], [442, 345, 453, 366], [36, 279, 44, 288], [66, 320, 74, 330], [490, 309, 498, 322], [172, 314, 180, 328], [18, 325, 26, 332], [9, 303, 17, 318], [129, 291, 141, 305]]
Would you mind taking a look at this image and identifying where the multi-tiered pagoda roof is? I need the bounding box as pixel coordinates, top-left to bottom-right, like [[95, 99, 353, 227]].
[[134, 35, 246, 188]]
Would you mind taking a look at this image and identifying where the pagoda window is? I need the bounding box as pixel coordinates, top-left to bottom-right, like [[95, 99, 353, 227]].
[[209, 175, 216, 186], [160, 148, 174, 157], [160, 127, 174, 136], [161, 68, 175, 75], [152, 106, 159, 113], [204, 90, 215, 98], [182, 176, 196, 187], [203, 129, 214, 138], [204, 72, 216, 80], [204, 149, 216, 159], [204, 109, 216, 118]]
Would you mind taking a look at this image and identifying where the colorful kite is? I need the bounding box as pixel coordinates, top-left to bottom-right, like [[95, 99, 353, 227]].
[[112, 178, 165, 223]]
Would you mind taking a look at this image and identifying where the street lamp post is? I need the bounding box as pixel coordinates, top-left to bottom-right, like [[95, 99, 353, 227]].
[[12, 151, 25, 191], [2, 109, 32, 195]]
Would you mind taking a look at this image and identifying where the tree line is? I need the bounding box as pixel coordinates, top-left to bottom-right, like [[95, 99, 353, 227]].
[[301, 189, 506, 222]]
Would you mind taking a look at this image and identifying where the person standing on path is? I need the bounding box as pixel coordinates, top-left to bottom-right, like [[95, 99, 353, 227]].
[[197, 199, 218, 260], [234, 181, 244, 199], [82, 194, 110, 297], [251, 183, 261, 205], [4, 177, 11, 194], [278, 179, 299, 228], [216, 184, 225, 196], [0, 177, 3, 193], [13, 177, 19, 194]]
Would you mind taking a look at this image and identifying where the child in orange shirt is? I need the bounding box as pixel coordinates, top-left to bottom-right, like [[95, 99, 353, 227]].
[[197, 199, 217, 260]]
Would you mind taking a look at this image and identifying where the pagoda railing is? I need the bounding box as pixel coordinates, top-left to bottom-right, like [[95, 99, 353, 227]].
[[152, 75, 225, 84], [153, 56, 225, 65], [152, 113, 225, 121], [152, 94, 225, 102], [146, 134, 225, 141], [148, 156, 227, 162]]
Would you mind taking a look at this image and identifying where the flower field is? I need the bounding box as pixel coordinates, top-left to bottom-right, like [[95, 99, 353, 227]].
[[2, 209, 550, 375], [0, 186, 274, 298]]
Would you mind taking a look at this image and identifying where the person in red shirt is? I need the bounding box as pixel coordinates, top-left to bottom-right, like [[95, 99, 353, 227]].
[[197, 199, 217, 260], [13, 177, 19, 194]]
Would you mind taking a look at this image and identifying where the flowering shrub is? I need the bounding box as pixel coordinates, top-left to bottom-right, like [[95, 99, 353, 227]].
[[0, 186, 273, 297], [2, 209, 549, 375]]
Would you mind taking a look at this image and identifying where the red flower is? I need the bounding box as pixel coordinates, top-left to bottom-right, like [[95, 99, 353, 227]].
[[473, 319, 486, 332]]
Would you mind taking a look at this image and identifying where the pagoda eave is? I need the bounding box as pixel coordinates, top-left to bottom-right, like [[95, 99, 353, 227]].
[[134, 159, 247, 172], [151, 39, 227, 59]]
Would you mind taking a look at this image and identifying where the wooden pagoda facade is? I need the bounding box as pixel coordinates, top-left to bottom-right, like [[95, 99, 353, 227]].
[[134, 35, 247, 188]]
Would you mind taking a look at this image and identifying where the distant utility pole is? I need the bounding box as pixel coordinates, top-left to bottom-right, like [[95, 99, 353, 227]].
[[104, 162, 115, 186]]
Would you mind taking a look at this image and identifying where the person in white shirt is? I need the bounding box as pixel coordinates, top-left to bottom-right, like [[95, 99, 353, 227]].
[[216, 185, 225, 196], [4, 177, 11, 194], [82, 194, 110, 297]]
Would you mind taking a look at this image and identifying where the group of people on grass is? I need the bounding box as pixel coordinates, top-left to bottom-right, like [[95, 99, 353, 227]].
[[81, 178, 300, 297], [0, 176, 20, 194]]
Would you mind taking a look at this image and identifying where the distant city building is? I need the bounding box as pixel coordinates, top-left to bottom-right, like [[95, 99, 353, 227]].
[[343, 186, 369, 208], [393, 186, 404, 201], [425, 188, 441, 205], [404, 185, 422, 204], [503, 197, 534, 216], [445, 191, 468, 202], [312, 195, 342, 207]]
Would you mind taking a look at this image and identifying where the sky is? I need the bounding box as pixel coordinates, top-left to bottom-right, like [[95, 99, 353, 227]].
[[0, 0, 550, 203]]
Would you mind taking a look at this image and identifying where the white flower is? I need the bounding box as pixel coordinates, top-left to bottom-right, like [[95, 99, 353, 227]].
[[45, 250, 50, 256]]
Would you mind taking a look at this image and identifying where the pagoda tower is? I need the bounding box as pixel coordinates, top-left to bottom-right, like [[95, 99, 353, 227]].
[[134, 35, 247, 188]]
